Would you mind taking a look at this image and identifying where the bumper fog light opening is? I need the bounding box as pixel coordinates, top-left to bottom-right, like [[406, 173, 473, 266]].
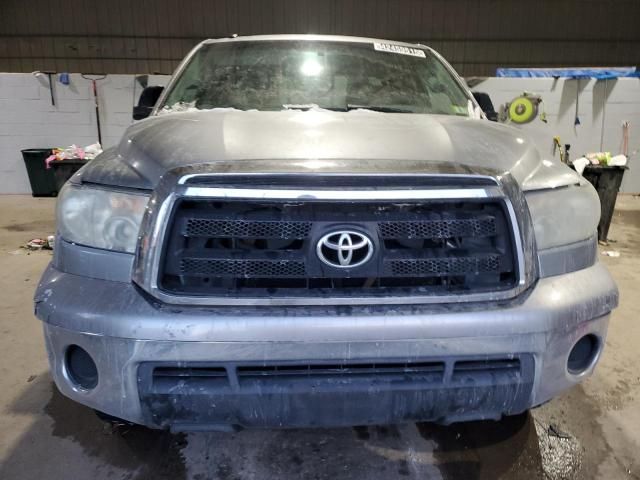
[[567, 334, 600, 376], [64, 345, 99, 390]]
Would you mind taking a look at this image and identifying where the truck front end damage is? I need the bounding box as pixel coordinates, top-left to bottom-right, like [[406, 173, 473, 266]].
[[35, 166, 617, 431], [34, 35, 618, 431]]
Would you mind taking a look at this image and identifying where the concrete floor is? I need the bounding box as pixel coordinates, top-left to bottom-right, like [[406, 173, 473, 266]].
[[0, 194, 638, 480]]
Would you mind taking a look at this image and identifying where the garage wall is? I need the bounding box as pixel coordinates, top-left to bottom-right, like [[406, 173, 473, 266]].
[[1, 73, 639, 194], [1, 0, 639, 77], [471, 77, 640, 193], [0, 73, 169, 194]]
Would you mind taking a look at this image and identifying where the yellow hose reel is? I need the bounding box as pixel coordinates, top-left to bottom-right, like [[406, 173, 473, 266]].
[[505, 94, 543, 124]]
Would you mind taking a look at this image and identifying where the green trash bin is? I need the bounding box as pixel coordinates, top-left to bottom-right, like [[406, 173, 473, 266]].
[[51, 158, 88, 192], [21, 148, 58, 197]]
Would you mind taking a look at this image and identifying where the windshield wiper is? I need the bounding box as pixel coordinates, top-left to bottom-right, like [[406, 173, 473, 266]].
[[282, 103, 320, 111], [282, 104, 414, 113], [347, 104, 414, 113]]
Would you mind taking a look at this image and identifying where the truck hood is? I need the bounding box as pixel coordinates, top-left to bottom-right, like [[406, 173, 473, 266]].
[[80, 110, 581, 191]]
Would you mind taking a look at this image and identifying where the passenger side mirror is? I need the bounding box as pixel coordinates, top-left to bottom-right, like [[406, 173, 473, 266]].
[[133, 86, 165, 120], [472, 92, 498, 122]]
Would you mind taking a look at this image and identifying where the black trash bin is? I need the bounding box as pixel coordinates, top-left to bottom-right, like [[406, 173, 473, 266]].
[[580, 165, 628, 243], [21, 148, 57, 197], [51, 158, 88, 192]]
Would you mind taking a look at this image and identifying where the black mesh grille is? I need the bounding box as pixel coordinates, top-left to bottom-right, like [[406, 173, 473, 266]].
[[379, 217, 496, 239], [159, 196, 517, 298], [186, 219, 312, 239], [385, 254, 501, 277], [181, 258, 307, 277]]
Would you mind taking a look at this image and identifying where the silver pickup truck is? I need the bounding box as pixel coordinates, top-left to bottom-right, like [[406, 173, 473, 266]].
[[35, 35, 618, 432]]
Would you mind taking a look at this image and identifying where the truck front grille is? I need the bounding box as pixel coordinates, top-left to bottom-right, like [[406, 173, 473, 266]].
[[181, 258, 307, 277], [185, 219, 312, 239], [138, 356, 533, 428], [158, 197, 517, 299], [378, 216, 497, 239], [144, 357, 524, 393], [385, 255, 501, 276]]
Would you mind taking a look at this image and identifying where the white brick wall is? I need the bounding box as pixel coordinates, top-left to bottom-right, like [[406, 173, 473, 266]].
[[1, 73, 639, 193], [471, 77, 640, 193], [0, 73, 169, 194]]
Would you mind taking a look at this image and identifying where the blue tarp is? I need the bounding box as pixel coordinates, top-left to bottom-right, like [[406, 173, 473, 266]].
[[496, 67, 640, 80]]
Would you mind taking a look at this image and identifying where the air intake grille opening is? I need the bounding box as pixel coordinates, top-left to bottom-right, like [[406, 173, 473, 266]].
[[144, 357, 526, 393], [452, 359, 522, 382], [139, 356, 534, 428], [159, 197, 517, 298], [151, 366, 229, 390], [236, 361, 445, 378]]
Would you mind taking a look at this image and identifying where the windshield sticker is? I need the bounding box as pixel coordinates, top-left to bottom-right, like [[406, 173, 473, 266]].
[[373, 43, 426, 58]]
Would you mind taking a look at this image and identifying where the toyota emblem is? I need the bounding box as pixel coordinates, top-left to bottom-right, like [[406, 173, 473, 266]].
[[316, 230, 374, 268]]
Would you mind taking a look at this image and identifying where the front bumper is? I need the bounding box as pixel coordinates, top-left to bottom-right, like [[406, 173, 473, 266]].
[[35, 262, 617, 430]]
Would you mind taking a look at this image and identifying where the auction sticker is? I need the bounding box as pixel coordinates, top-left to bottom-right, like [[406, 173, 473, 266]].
[[373, 43, 426, 58]]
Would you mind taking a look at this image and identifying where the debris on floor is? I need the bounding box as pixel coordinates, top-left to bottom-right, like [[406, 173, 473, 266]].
[[535, 419, 584, 480], [23, 236, 54, 251], [548, 423, 572, 439], [602, 250, 621, 257]]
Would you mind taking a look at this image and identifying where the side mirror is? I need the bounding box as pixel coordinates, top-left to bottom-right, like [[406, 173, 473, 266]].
[[472, 92, 498, 122], [484, 110, 499, 122], [133, 86, 164, 120]]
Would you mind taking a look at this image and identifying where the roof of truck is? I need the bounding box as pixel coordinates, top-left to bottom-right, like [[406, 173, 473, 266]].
[[201, 34, 429, 51]]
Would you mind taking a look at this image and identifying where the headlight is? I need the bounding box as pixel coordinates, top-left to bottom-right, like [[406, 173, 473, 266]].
[[526, 183, 600, 278], [57, 184, 149, 253], [525, 183, 600, 250]]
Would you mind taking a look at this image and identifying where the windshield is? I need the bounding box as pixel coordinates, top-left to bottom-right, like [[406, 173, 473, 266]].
[[160, 40, 471, 115]]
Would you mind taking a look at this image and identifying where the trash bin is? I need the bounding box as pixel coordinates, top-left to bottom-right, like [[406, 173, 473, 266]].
[[580, 165, 628, 243], [51, 158, 88, 192], [21, 148, 58, 197]]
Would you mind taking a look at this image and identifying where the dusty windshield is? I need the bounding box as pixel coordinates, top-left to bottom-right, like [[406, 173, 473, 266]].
[[160, 40, 471, 115]]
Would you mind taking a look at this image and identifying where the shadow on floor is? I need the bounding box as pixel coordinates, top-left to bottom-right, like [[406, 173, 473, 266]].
[[0, 374, 543, 480]]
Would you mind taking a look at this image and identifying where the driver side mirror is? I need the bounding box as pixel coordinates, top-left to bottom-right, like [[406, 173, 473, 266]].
[[472, 92, 498, 122], [133, 86, 164, 120]]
